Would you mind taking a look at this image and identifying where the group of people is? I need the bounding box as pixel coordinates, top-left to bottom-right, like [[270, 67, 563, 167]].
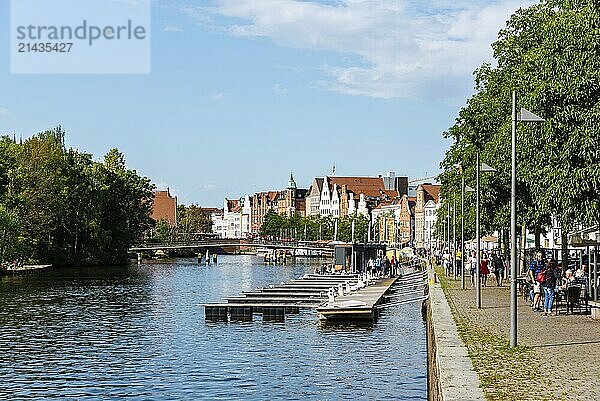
[[527, 250, 588, 316], [367, 255, 398, 278], [437, 248, 506, 287]]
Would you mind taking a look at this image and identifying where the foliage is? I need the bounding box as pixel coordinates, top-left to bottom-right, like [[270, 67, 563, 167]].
[[177, 204, 213, 240], [154, 219, 174, 244], [0, 127, 154, 266], [260, 211, 369, 242], [439, 0, 600, 239]]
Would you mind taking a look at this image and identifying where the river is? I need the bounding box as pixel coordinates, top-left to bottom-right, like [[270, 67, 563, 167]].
[[0, 255, 427, 400]]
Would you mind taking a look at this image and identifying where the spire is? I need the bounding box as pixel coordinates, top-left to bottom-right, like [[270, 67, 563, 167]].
[[287, 172, 297, 189]]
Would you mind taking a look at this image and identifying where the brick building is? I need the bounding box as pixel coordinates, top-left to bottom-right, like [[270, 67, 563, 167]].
[[151, 189, 177, 226]]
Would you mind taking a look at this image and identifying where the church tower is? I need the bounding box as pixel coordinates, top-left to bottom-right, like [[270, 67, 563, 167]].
[[286, 173, 297, 216]]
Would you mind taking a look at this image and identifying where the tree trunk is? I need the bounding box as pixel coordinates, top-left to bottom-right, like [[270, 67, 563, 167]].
[[534, 224, 541, 249], [561, 231, 568, 269], [520, 224, 527, 274]]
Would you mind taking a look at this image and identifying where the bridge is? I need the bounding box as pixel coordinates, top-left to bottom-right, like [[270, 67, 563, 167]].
[[129, 239, 336, 253]]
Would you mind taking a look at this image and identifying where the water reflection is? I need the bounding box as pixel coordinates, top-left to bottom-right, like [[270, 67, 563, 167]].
[[0, 255, 426, 400]]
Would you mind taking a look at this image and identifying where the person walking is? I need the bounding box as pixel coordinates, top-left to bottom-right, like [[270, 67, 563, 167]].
[[455, 248, 462, 279], [390, 255, 397, 277], [492, 250, 505, 287], [480, 253, 490, 287], [542, 259, 560, 316], [528, 250, 547, 311]]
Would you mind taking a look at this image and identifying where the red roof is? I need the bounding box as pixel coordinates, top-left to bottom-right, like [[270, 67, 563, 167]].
[[328, 176, 387, 198], [422, 184, 441, 203]]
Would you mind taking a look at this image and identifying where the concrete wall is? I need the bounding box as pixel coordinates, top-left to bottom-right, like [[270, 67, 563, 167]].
[[425, 276, 485, 401]]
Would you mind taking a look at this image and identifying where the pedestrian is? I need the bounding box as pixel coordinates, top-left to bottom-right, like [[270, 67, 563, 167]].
[[542, 258, 560, 316], [470, 250, 477, 287], [390, 255, 397, 277], [528, 249, 547, 311], [367, 258, 375, 278], [383, 255, 390, 277], [455, 248, 462, 279], [442, 248, 451, 276], [375, 256, 382, 278], [492, 250, 505, 287], [480, 253, 490, 287]]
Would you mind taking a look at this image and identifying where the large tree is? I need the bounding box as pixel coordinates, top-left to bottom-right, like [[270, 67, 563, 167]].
[[439, 0, 600, 248]]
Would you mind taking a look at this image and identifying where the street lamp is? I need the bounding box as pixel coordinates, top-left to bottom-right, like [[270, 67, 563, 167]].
[[510, 91, 545, 347], [453, 197, 457, 279], [463, 182, 475, 289], [476, 152, 496, 309]]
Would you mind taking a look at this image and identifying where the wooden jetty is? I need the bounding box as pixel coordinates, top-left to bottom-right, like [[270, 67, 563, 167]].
[[316, 270, 428, 321], [205, 269, 428, 323]]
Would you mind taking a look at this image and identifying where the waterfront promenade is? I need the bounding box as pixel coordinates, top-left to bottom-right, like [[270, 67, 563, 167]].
[[438, 271, 600, 400]]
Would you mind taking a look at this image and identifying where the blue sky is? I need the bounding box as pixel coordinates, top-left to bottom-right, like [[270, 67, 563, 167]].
[[0, 0, 533, 206]]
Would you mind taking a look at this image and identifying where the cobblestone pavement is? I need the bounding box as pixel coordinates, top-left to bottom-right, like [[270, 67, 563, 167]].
[[443, 273, 600, 400]]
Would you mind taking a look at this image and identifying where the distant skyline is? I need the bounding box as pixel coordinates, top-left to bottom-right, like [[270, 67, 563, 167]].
[[0, 0, 533, 207]]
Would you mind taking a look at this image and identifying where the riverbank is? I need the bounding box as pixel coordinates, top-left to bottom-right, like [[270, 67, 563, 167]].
[[435, 267, 600, 400], [426, 268, 485, 401]]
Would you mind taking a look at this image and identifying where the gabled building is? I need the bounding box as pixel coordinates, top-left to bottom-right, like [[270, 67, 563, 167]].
[[275, 174, 308, 217], [151, 189, 177, 226], [213, 196, 252, 238], [307, 172, 407, 219], [371, 198, 402, 243], [414, 184, 441, 249], [399, 195, 416, 246], [251, 191, 278, 233]]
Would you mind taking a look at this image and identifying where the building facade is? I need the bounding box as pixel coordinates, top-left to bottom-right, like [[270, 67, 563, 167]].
[[308, 173, 406, 219], [414, 184, 441, 249], [151, 189, 177, 226]]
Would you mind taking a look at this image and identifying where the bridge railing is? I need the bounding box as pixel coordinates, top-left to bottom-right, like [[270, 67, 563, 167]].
[[130, 238, 337, 250]]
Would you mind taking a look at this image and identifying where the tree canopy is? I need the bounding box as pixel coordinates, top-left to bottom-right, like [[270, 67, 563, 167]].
[[0, 127, 154, 266], [260, 211, 370, 243], [438, 0, 600, 242]]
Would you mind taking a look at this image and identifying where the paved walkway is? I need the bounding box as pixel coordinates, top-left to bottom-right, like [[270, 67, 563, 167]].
[[442, 273, 600, 400]]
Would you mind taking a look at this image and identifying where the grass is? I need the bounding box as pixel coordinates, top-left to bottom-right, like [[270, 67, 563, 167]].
[[433, 266, 564, 401]]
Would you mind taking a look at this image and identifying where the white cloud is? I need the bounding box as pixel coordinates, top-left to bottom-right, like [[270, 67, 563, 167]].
[[202, 184, 217, 191], [211, 93, 225, 101], [0, 107, 11, 116], [183, 0, 534, 99], [163, 24, 182, 32]]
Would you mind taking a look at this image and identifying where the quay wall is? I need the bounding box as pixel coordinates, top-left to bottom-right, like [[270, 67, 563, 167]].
[[424, 275, 485, 401]]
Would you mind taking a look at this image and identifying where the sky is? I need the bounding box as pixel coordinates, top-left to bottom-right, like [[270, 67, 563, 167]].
[[0, 0, 534, 207]]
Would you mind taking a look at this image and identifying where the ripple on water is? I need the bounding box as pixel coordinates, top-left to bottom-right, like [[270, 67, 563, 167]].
[[0, 256, 427, 400]]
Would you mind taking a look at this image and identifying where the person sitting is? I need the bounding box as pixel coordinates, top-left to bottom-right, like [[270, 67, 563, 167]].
[[575, 264, 587, 279], [560, 269, 575, 291]]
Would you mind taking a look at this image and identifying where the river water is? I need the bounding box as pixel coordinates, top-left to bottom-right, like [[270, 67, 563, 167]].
[[0, 255, 427, 400]]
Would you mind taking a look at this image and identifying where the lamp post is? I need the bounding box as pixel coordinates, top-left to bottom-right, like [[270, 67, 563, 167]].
[[462, 182, 475, 289], [476, 152, 496, 309], [510, 91, 545, 347], [447, 204, 451, 253], [453, 197, 457, 279]]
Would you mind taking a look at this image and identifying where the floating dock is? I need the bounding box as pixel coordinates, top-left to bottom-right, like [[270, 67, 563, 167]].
[[316, 277, 398, 321], [204, 268, 428, 323], [316, 270, 428, 321]]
